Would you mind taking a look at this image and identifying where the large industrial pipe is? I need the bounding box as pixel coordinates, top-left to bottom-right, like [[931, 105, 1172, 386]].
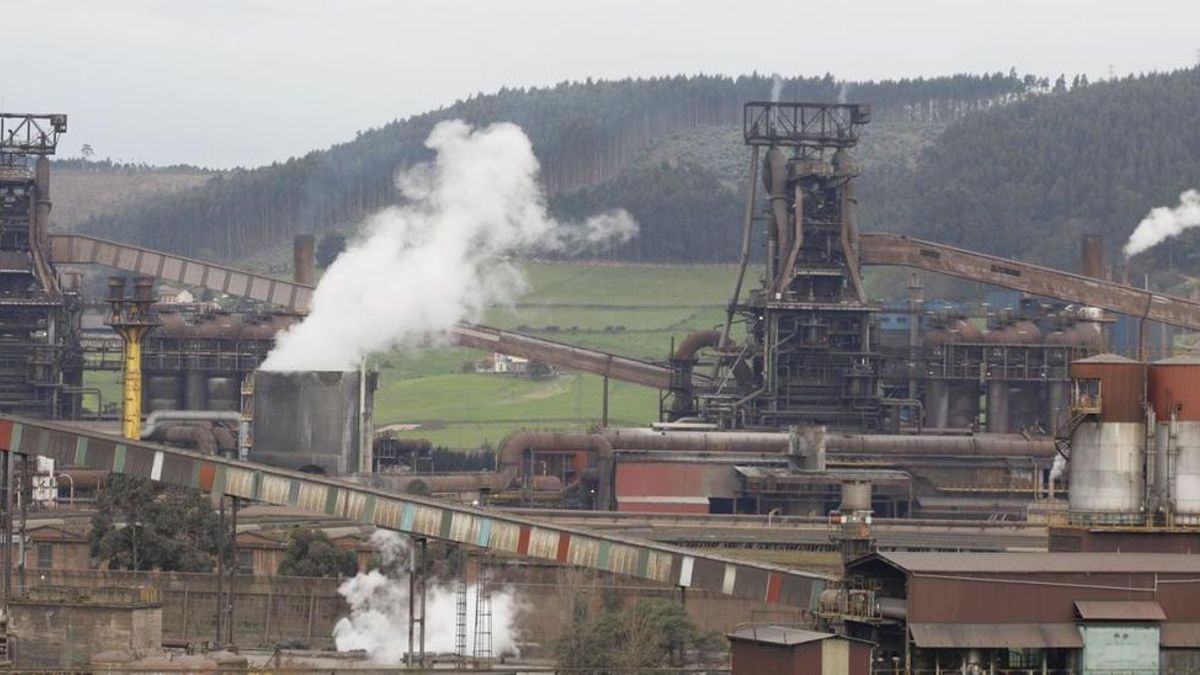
[[293, 234, 316, 286], [600, 427, 1057, 458], [146, 424, 218, 457], [141, 410, 241, 439], [1081, 234, 1105, 280], [674, 330, 723, 361], [497, 431, 614, 509], [763, 147, 789, 285]]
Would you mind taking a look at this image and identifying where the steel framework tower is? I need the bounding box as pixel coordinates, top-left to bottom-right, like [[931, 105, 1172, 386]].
[[0, 114, 82, 419], [696, 102, 885, 431]]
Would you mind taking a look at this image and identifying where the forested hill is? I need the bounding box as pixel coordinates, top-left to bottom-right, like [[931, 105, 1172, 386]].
[[898, 67, 1200, 278], [76, 73, 1033, 263]]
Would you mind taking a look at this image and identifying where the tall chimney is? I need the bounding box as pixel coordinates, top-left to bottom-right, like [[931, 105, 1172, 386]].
[[293, 234, 315, 285], [1081, 234, 1104, 279]]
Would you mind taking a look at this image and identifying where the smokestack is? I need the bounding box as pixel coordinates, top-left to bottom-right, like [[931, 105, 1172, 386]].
[[294, 234, 315, 285], [1081, 234, 1104, 280]]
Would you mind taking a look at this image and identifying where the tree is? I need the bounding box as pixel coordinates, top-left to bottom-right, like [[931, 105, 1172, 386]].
[[277, 528, 359, 578], [554, 596, 722, 670], [90, 474, 223, 572], [315, 232, 347, 268]]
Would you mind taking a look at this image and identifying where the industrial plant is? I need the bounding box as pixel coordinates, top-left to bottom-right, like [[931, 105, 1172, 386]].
[[0, 97, 1198, 675]]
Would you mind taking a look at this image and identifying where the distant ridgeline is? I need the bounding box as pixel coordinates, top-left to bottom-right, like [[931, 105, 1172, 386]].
[[76, 69, 1200, 274]]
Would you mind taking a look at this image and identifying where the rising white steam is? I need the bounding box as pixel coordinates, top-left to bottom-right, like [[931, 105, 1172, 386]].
[[770, 73, 784, 102], [261, 120, 637, 371], [1050, 453, 1066, 483], [1123, 189, 1200, 257], [333, 531, 523, 663]]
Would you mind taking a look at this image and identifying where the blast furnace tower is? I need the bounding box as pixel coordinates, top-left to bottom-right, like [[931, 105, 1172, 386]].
[[695, 102, 883, 430], [0, 114, 82, 418]]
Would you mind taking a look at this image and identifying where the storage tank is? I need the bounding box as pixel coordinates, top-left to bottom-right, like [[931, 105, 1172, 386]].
[[250, 370, 375, 475], [145, 375, 181, 413], [1067, 354, 1146, 524], [1148, 354, 1200, 523], [924, 380, 979, 429]]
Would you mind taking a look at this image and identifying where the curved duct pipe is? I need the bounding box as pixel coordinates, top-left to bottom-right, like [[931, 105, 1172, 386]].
[[670, 330, 724, 419], [142, 410, 241, 439], [674, 330, 724, 361], [211, 426, 238, 454], [600, 428, 1058, 458], [146, 424, 218, 456], [498, 431, 614, 510], [762, 146, 790, 287]]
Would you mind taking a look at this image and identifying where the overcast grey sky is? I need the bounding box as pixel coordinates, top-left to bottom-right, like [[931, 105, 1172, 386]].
[[5, 0, 1198, 168]]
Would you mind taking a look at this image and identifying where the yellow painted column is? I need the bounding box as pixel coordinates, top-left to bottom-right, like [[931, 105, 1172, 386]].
[[118, 326, 147, 440]]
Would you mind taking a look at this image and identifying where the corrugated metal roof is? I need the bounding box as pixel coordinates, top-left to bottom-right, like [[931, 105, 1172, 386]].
[[1161, 623, 1200, 647], [1154, 354, 1200, 365], [1075, 601, 1166, 621], [726, 625, 832, 646], [875, 551, 1200, 574], [909, 623, 1083, 648], [1074, 353, 1140, 364]]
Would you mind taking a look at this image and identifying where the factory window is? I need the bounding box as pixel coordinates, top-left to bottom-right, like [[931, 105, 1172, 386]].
[[37, 543, 53, 569], [236, 549, 254, 576]]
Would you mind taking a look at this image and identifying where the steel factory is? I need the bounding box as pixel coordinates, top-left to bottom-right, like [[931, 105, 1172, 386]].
[[0, 100, 1198, 674]]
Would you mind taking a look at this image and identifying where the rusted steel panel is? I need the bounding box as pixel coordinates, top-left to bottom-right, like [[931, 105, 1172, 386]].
[[334, 488, 368, 520], [451, 324, 708, 391], [296, 482, 326, 512], [607, 543, 639, 576], [122, 444, 156, 479], [488, 520, 521, 553], [1149, 358, 1200, 421], [224, 466, 257, 499], [860, 233, 1200, 331], [259, 475, 292, 506], [525, 528, 559, 560], [734, 566, 770, 601], [645, 550, 673, 583], [1070, 355, 1145, 422], [373, 498, 404, 530], [566, 536, 601, 568], [906, 574, 1165, 623], [446, 512, 474, 543], [159, 454, 197, 487], [410, 505, 442, 537], [48, 234, 314, 312]]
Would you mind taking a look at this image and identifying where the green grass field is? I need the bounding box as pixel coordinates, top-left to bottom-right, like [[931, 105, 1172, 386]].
[[372, 262, 739, 448]]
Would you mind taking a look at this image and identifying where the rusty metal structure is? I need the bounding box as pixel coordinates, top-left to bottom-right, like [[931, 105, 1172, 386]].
[[0, 114, 82, 418], [0, 414, 830, 607], [701, 102, 883, 430]]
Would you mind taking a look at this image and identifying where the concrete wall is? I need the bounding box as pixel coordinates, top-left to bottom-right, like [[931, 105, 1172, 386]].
[[9, 593, 162, 670], [22, 561, 795, 654]]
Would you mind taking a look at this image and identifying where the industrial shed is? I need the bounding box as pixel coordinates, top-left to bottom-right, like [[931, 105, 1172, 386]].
[[834, 551, 1200, 673], [727, 625, 871, 675]]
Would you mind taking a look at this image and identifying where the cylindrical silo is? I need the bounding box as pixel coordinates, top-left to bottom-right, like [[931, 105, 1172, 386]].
[[1148, 355, 1200, 524], [925, 380, 950, 429], [986, 380, 1009, 433], [1067, 354, 1146, 524], [948, 382, 980, 429]]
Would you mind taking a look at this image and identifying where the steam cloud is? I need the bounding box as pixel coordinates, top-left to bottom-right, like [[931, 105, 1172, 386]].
[[770, 73, 784, 102], [261, 120, 637, 371], [333, 531, 523, 663], [1123, 189, 1200, 258]]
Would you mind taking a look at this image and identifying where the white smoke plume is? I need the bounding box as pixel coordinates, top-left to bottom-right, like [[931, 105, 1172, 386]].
[[333, 531, 523, 663], [1123, 189, 1200, 257], [1050, 453, 1067, 483], [261, 120, 637, 371], [837, 81, 851, 104], [770, 73, 784, 102]]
